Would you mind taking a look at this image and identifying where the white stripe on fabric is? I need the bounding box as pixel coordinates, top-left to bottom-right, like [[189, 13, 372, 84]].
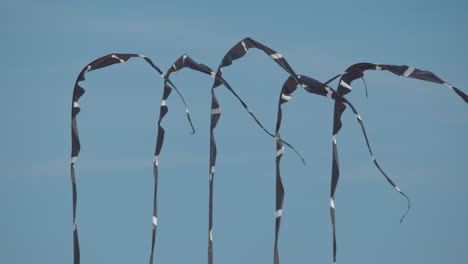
[[270, 53, 283, 60], [241, 41, 248, 52], [276, 146, 285, 156], [111, 54, 125, 63], [340, 80, 352, 90], [211, 108, 221, 115], [281, 93, 292, 101], [443, 83, 454, 90], [276, 209, 283, 218], [403, 67, 415, 77], [325, 87, 333, 98]]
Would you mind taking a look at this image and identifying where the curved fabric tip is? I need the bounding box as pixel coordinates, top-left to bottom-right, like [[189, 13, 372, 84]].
[[326, 62, 466, 264], [361, 77, 369, 98], [70, 53, 190, 264], [452, 86, 468, 103], [400, 192, 411, 223]]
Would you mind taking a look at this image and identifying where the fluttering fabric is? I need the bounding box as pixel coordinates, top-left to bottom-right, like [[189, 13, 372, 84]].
[[159, 53, 304, 264], [70, 52, 299, 264], [208, 37, 343, 264], [150, 54, 234, 263], [210, 38, 410, 264], [326, 63, 468, 264], [70, 48, 467, 264], [277, 63, 467, 264], [70, 53, 194, 264]]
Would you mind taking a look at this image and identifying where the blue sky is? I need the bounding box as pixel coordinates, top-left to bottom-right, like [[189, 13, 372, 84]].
[[2, 1, 467, 263]]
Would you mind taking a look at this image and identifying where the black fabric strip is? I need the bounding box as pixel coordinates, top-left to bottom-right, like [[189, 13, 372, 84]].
[[149, 53, 234, 264], [69, 51, 467, 264], [276, 73, 360, 264], [328, 63, 467, 263], [208, 38, 314, 264], [160, 53, 303, 264], [148, 82, 172, 264], [165, 54, 302, 158], [70, 53, 193, 264], [148, 54, 223, 264]]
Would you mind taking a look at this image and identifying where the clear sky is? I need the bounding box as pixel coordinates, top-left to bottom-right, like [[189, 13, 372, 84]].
[[2, 1, 467, 264]]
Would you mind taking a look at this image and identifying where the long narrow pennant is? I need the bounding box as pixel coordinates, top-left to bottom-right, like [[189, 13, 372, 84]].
[[148, 54, 228, 264], [327, 63, 467, 263], [275, 73, 343, 264], [155, 53, 302, 264], [209, 37, 314, 264], [70, 53, 193, 264], [70, 51, 467, 264], [277, 66, 466, 263], [277, 72, 395, 264]]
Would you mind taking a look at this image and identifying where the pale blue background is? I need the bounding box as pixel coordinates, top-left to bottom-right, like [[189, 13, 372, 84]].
[[2, 1, 467, 263]]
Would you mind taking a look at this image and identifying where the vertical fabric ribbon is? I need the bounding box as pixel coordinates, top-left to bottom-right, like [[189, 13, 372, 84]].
[[208, 38, 310, 264], [158, 53, 302, 264], [71, 53, 194, 264], [277, 65, 466, 263], [70, 50, 467, 264], [328, 63, 467, 263], [277, 72, 391, 264]]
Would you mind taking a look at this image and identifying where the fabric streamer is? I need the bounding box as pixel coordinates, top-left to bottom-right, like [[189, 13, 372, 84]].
[[278, 65, 466, 263], [70, 50, 467, 264], [326, 63, 467, 263], [158, 53, 304, 264], [277, 64, 466, 264], [276, 72, 389, 264], [150, 54, 237, 264], [209, 37, 327, 264], [70, 53, 194, 264]]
